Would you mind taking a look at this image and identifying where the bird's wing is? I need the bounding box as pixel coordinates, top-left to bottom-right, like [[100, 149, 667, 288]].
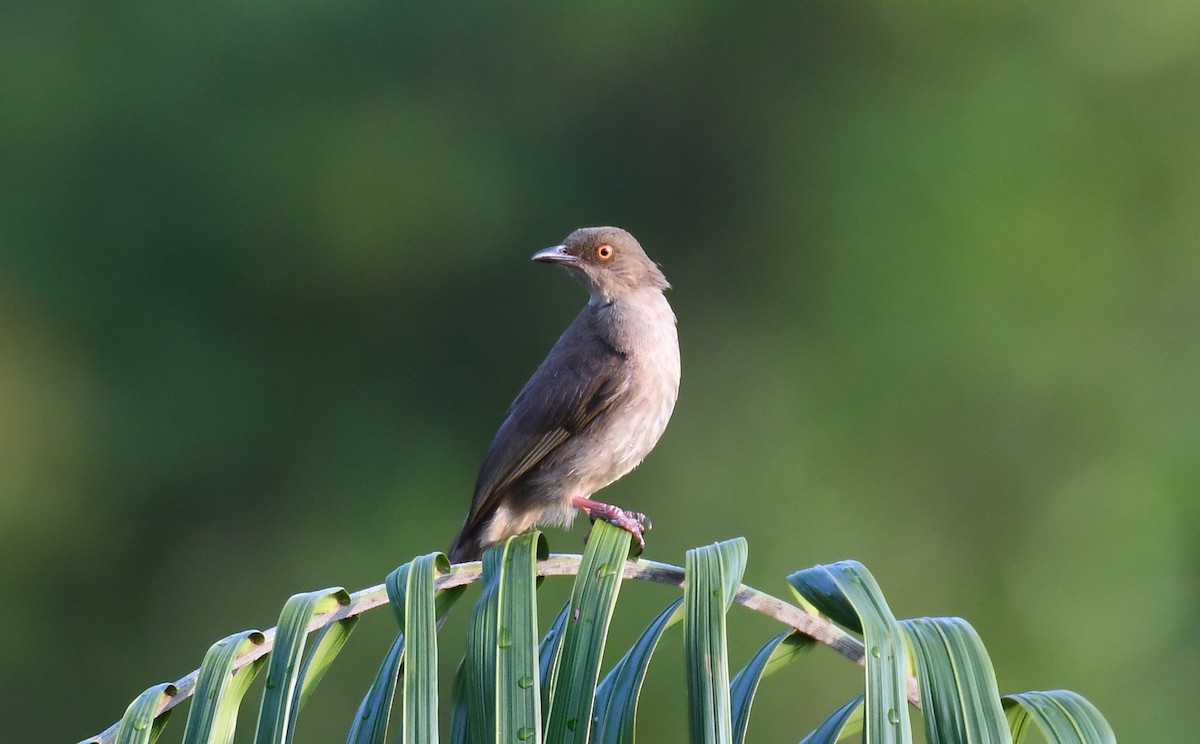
[[464, 315, 629, 528]]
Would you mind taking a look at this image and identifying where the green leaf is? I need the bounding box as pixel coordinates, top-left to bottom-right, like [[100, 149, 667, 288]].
[[798, 696, 865, 744], [350, 553, 465, 744], [788, 561, 911, 744], [464, 548, 499, 744], [181, 630, 267, 744], [496, 533, 544, 743], [901, 617, 1009, 744], [387, 552, 454, 744], [1003, 690, 1116, 744], [538, 602, 571, 716], [684, 537, 748, 744], [544, 520, 634, 743], [254, 587, 351, 744], [346, 631, 404, 744], [786, 566, 861, 633], [296, 616, 359, 712], [592, 599, 684, 744], [729, 632, 814, 744], [463, 532, 545, 743], [448, 660, 469, 744], [114, 683, 177, 744]]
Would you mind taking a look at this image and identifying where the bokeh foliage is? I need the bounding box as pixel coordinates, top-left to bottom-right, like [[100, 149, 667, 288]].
[[1, 1, 1196, 741]]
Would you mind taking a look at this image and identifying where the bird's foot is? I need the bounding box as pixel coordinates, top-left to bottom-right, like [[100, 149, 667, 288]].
[[572, 497, 651, 555]]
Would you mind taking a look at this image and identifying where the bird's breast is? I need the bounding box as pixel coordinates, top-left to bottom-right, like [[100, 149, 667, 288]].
[[595, 292, 681, 476]]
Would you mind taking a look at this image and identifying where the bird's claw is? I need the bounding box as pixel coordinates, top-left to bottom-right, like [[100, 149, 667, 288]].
[[574, 498, 651, 556]]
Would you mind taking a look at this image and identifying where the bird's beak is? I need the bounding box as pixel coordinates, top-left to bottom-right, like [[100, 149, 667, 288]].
[[532, 245, 579, 265]]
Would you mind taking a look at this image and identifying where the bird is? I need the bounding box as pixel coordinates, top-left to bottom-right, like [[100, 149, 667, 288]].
[[448, 226, 680, 563]]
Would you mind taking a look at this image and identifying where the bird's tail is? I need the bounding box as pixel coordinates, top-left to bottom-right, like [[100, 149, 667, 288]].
[[448, 525, 483, 564]]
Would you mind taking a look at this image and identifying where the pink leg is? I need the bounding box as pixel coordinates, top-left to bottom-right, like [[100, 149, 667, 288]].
[[572, 497, 652, 554]]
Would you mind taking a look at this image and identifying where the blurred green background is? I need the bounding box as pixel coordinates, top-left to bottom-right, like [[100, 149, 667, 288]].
[[2, 1, 1197, 741]]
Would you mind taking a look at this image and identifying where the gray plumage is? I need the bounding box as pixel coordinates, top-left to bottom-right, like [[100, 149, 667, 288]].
[[448, 227, 680, 562]]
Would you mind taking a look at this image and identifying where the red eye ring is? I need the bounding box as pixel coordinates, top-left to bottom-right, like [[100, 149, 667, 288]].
[[597, 244, 614, 260]]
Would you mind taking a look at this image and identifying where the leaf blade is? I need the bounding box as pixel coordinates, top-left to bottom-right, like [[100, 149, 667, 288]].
[[114, 683, 177, 744], [495, 533, 545, 744], [788, 561, 911, 744], [592, 598, 685, 744], [253, 587, 351, 744], [345, 631, 405, 744], [901, 617, 1010, 744], [1003, 690, 1115, 744], [181, 630, 267, 744], [296, 616, 359, 712], [798, 696, 865, 744], [729, 631, 814, 744], [684, 537, 748, 744], [544, 519, 634, 743], [388, 552, 454, 744], [462, 533, 545, 743], [538, 602, 571, 717]]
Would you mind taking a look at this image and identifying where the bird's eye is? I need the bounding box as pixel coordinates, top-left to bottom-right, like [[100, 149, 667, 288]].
[[597, 244, 614, 261]]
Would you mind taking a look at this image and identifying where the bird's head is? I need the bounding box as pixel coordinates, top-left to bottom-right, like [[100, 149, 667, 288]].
[[532, 226, 669, 303]]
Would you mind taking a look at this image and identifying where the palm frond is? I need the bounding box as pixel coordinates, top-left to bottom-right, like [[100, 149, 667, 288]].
[[80, 525, 1114, 744]]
